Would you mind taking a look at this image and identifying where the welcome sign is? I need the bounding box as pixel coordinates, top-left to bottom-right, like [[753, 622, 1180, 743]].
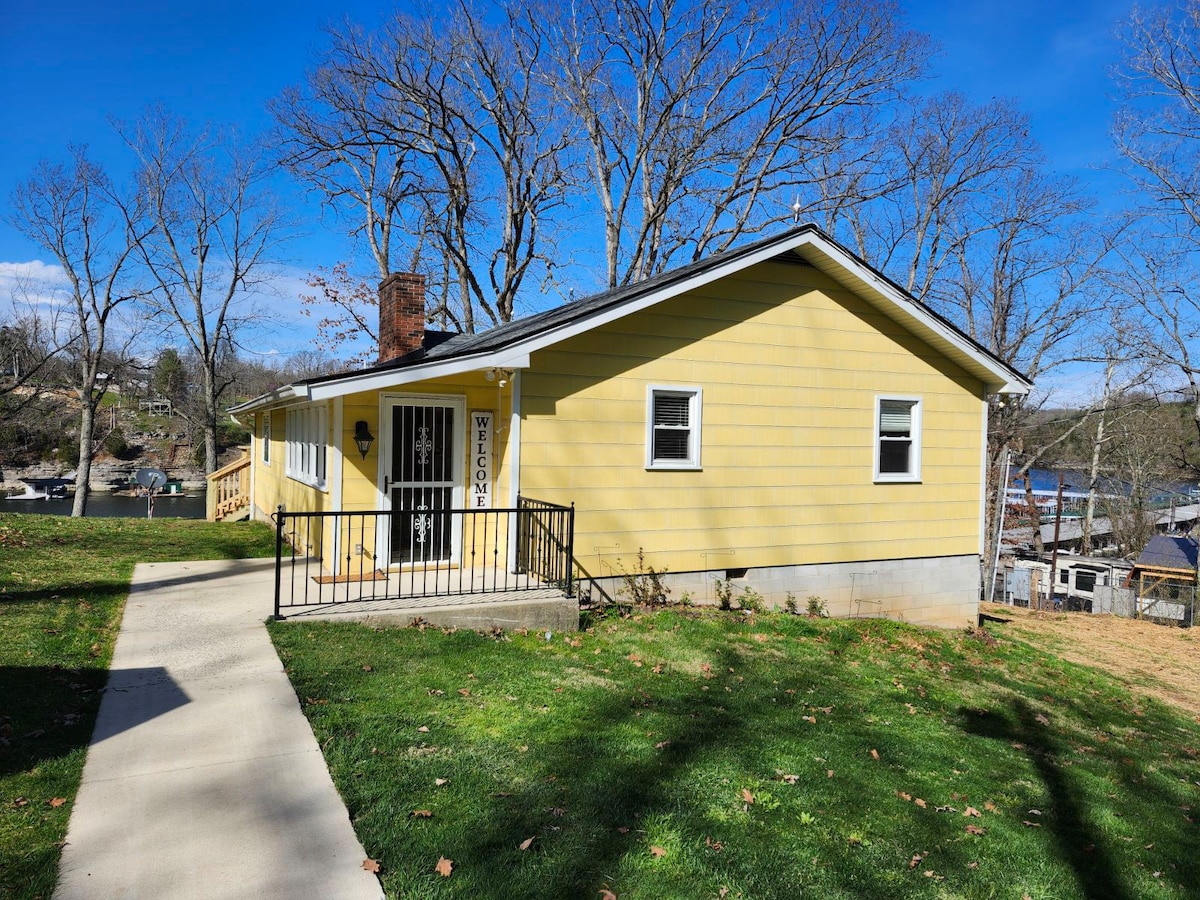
[[471, 411, 493, 508]]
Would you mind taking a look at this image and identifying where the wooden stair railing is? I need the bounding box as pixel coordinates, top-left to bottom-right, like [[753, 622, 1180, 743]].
[[206, 449, 251, 521]]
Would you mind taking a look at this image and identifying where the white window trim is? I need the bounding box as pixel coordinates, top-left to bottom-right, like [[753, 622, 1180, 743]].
[[261, 412, 271, 466], [873, 395, 922, 483], [646, 384, 703, 470], [285, 403, 329, 491]]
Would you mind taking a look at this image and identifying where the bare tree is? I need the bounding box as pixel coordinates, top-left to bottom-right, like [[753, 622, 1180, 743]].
[[1107, 237, 1200, 468], [1098, 402, 1179, 557], [532, 0, 930, 287], [0, 293, 69, 407], [840, 93, 1043, 300], [118, 110, 287, 474], [298, 263, 378, 366], [1114, 1, 1200, 246], [275, 3, 573, 335], [7, 147, 148, 515]]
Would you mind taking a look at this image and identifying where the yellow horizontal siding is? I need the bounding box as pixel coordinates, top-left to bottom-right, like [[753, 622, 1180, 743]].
[[520, 259, 986, 574]]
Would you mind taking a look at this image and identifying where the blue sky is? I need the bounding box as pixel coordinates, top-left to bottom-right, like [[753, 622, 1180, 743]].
[[0, 0, 1139, 360]]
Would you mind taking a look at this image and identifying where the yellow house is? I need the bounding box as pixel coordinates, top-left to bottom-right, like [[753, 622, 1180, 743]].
[[232, 225, 1030, 627]]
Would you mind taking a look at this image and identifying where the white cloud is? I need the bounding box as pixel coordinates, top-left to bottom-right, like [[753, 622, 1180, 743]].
[[0, 259, 69, 317]]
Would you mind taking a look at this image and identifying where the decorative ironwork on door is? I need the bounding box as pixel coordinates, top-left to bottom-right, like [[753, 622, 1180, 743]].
[[390, 404, 455, 564]]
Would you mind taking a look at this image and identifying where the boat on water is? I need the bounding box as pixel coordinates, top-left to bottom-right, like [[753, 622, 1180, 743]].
[[6, 477, 72, 500]]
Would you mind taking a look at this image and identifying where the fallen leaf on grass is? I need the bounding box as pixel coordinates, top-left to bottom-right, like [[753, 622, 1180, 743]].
[[12, 798, 28, 808], [48, 798, 66, 808], [1023, 821, 1041, 828], [435, 778, 449, 786], [984, 801, 997, 812], [435, 857, 453, 877], [779, 774, 799, 784], [519, 837, 535, 851], [1035, 713, 1050, 726], [362, 858, 381, 873], [650, 845, 667, 858], [966, 824, 986, 836], [909, 853, 925, 868], [599, 891, 617, 900], [914, 798, 927, 809], [964, 806, 981, 818], [410, 810, 433, 818], [870, 748, 880, 760], [827, 769, 834, 778], [417, 726, 430, 733], [802, 715, 816, 724], [458, 688, 472, 697], [897, 791, 912, 802], [741, 788, 755, 805], [654, 740, 671, 750], [616, 826, 630, 834]]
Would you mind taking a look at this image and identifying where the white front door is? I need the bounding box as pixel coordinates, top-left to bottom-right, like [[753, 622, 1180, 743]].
[[379, 397, 465, 566]]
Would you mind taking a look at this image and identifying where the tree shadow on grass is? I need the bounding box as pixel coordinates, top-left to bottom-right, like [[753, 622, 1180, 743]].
[[0, 665, 107, 780], [959, 698, 1135, 900], [389, 643, 972, 899], [0, 665, 188, 778]]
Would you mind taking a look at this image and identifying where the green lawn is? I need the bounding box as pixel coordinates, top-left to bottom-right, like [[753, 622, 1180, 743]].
[[270, 609, 1200, 900], [0, 513, 276, 900]]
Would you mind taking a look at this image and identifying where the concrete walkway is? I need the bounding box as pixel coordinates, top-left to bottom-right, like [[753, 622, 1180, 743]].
[[54, 558, 384, 900]]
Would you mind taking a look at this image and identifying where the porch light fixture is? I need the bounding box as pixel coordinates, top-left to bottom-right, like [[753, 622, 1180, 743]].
[[353, 420, 375, 460]]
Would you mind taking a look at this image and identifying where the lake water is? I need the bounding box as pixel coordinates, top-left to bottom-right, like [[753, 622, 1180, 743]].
[[0, 491, 206, 519]]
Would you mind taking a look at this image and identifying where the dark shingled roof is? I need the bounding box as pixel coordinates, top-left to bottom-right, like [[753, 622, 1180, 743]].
[[292, 223, 1028, 390], [1135, 535, 1199, 572]]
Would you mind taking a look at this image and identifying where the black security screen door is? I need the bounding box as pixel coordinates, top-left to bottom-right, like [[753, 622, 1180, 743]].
[[390, 403, 455, 564]]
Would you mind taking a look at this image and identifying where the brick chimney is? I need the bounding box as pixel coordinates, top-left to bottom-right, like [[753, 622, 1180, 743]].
[[377, 272, 427, 364]]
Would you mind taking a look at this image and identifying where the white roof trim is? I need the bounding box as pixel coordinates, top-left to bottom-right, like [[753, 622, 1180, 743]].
[[234, 228, 1029, 410], [306, 350, 531, 401]]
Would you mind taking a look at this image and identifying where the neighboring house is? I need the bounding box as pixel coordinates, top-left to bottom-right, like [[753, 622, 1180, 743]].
[[1126, 535, 1198, 625], [232, 225, 1030, 628], [1007, 554, 1132, 612]]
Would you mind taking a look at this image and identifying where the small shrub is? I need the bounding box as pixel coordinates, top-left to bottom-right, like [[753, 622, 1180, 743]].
[[714, 578, 734, 611], [619, 548, 671, 607], [678, 590, 693, 607], [738, 586, 765, 613], [806, 595, 828, 618], [784, 592, 799, 615]]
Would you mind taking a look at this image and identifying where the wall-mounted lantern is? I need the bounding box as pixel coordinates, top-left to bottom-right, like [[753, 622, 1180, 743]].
[[354, 420, 375, 460]]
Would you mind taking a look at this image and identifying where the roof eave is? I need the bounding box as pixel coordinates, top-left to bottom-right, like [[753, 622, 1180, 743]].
[[228, 384, 304, 415]]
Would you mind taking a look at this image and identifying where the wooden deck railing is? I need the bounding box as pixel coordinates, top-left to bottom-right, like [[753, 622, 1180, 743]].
[[206, 450, 251, 521]]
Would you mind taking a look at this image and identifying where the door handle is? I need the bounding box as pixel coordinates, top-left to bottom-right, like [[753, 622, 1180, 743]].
[[383, 475, 391, 492]]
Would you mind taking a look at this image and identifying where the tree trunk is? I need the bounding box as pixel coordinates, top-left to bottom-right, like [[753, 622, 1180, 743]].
[[1083, 410, 1106, 555], [203, 366, 219, 475], [72, 399, 94, 517], [1025, 473, 1044, 554]]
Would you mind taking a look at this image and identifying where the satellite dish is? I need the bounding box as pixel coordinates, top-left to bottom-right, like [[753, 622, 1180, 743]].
[[135, 468, 168, 491], [134, 468, 168, 520]]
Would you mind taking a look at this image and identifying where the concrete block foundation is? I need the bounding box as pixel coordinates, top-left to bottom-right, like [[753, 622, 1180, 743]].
[[583, 554, 981, 629]]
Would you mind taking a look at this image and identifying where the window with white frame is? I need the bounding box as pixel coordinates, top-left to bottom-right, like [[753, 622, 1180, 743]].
[[286, 404, 328, 489], [261, 413, 271, 465], [874, 396, 921, 482], [647, 386, 702, 469]]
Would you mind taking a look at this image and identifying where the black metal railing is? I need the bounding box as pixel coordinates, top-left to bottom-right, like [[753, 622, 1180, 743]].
[[272, 497, 575, 618]]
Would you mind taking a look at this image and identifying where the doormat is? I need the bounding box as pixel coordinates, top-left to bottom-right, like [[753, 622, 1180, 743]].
[[313, 570, 389, 584]]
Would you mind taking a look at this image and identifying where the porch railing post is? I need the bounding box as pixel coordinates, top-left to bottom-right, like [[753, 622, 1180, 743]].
[[565, 502, 576, 597], [273, 504, 285, 619]]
